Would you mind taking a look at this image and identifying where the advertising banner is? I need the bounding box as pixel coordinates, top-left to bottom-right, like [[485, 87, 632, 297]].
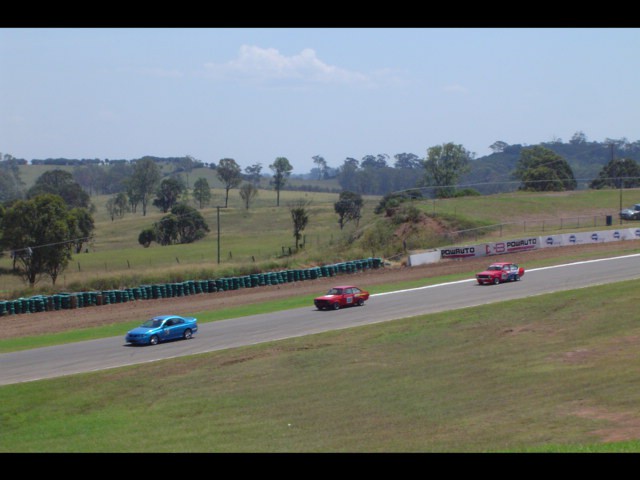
[[421, 229, 640, 267], [484, 237, 539, 255], [540, 235, 564, 248], [439, 245, 484, 259]]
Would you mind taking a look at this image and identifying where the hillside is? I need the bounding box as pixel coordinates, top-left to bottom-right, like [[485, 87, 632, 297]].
[[460, 139, 640, 194]]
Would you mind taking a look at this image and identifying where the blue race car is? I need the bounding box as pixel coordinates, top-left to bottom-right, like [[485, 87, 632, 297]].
[[125, 314, 198, 346]]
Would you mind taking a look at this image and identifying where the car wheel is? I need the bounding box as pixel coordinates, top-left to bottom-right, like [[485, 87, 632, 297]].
[[332, 303, 340, 310], [493, 277, 500, 285], [514, 274, 520, 281], [183, 329, 193, 340], [149, 335, 159, 346], [357, 298, 365, 306]]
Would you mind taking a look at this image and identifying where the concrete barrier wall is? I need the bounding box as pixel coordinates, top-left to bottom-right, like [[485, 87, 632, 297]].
[[540, 227, 640, 247], [409, 228, 640, 267], [407, 249, 441, 266]]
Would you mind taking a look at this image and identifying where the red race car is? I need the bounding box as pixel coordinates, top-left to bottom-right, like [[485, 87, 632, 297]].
[[314, 285, 370, 310], [475, 262, 525, 285]]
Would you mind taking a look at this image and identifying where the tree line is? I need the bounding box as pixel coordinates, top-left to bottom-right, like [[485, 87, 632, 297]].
[[0, 155, 299, 287], [2, 133, 640, 288], [4, 132, 639, 199]]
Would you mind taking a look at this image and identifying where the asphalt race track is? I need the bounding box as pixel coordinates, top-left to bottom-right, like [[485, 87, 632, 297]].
[[2, 254, 640, 386]]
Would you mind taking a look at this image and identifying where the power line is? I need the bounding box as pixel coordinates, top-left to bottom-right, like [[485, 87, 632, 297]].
[[0, 236, 94, 257]]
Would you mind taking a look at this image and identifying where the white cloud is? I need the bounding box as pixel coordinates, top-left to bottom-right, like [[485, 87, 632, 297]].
[[204, 45, 370, 85]]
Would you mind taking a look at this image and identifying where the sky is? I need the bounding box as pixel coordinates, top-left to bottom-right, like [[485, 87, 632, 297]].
[[1, 28, 639, 174]]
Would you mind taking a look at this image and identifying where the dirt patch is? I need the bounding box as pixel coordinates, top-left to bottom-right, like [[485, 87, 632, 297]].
[[1, 241, 639, 340], [502, 325, 536, 336], [562, 348, 595, 364], [574, 406, 640, 442]]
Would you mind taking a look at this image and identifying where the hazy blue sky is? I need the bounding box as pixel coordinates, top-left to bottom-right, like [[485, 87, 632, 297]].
[[1, 28, 638, 173]]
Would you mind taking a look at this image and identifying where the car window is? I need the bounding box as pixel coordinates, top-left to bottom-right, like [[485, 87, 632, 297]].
[[142, 318, 163, 328], [165, 319, 174, 327], [174, 318, 184, 324], [345, 288, 353, 294], [352, 288, 361, 294], [329, 288, 342, 295]]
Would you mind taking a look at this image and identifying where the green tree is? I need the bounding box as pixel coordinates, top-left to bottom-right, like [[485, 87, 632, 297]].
[[216, 158, 243, 207], [590, 158, 640, 189], [172, 204, 210, 244], [422, 143, 473, 198], [27, 169, 92, 210], [489, 141, 509, 153], [153, 215, 179, 246], [106, 193, 130, 221], [105, 197, 116, 222], [153, 177, 185, 213], [393, 153, 422, 169], [569, 131, 588, 145], [289, 199, 310, 250], [128, 157, 161, 216], [244, 163, 263, 186], [192, 177, 212, 209], [312, 155, 327, 179], [72, 164, 105, 196], [0, 155, 25, 202], [360, 221, 394, 257], [361, 154, 389, 169], [336, 158, 360, 193], [153, 204, 210, 245], [114, 192, 129, 218], [334, 190, 363, 229], [103, 161, 134, 195], [138, 228, 156, 248], [126, 182, 142, 214], [1, 194, 77, 286], [269, 157, 293, 207], [69, 207, 95, 254], [177, 155, 197, 192], [239, 182, 258, 210], [513, 146, 577, 191]]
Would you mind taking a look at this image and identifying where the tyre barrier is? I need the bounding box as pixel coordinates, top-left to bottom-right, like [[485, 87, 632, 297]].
[[0, 258, 384, 316]]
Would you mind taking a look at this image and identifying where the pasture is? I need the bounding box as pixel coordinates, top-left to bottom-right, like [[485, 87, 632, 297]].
[[1, 171, 636, 299]]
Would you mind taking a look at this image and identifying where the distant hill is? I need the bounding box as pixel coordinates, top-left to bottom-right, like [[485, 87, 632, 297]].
[[460, 139, 640, 194], [5, 136, 640, 197]]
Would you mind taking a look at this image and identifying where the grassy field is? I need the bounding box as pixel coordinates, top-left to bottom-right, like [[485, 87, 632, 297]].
[[0, 185, 380, 296], [1, 174, 637, 298], [2, 276, 640, 452]]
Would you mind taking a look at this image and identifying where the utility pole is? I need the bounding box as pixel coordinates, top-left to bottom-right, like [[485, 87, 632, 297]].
[[611, 143, 622, 225], [216, 206, 221, 264]]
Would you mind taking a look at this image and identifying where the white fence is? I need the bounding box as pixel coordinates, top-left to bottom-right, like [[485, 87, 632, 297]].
[[408, 227, 640, 266]]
